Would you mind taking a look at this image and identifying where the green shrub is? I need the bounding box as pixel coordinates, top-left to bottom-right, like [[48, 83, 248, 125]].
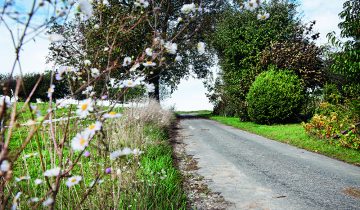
[[246, 68, 304, 124], [304, 101, 360, 150]]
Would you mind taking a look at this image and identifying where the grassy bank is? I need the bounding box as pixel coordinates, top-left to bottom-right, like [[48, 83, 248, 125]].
[[5, 101, 186, 209], [209, 115, 360, 165]]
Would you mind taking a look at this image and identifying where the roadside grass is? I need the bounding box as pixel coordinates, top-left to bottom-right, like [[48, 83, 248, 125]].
[[209, 116, 360, 165], [176, 110, 212, 116], [7, 101, 186, 209], [118, 125, 186, 209]]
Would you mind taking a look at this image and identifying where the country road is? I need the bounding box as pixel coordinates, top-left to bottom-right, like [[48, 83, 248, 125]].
[[179, 116, 360, 210]]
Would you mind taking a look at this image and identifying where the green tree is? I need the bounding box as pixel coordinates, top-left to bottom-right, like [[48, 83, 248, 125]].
[[210, 0, 301, 119], [49, 0, 227, 101], [327, 0, 360, 99]]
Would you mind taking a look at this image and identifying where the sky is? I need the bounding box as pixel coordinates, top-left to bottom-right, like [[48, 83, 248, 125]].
[[0, 0, 346, 111]]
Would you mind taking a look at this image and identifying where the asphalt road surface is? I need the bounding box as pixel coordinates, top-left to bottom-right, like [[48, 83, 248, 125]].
[[179, 117, 360, 210]]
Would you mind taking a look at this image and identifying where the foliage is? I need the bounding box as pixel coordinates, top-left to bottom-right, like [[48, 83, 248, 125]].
[[49, 0, 227, 100], [0, 71, 69, 101], [260, 21, 325, 89], [304, 101, 360, 150], [210, 0, 303, 119], [246, 68, 304, 124], [209, 115, 360, 165], [326, 0, 360, 99]]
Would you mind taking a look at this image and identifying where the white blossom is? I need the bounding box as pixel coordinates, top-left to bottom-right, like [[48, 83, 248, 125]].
[[91, 68, 100, 78], [144, 83, 155, 92], [76, 99, 93, 118], [104, 111, 122, 119], [130, 63, 140, 72], [44, 167, 61, 177], [145, 48, 153, 56], [244, 0, 258, 11], [71, 132, 90, 151], [94, 24, 100, 29], [34, 179, 43, 185], [0, 160, 10, 172], [66, 175, 82, 187], [257, 12, 270, 20], [84, 59, 91, 66], [197, 42, 206, 55], [181, 3, 196, 14], [143, 61, 156, 67], [123, 57, 132, 66], [42, 197, 54, 207], [86, 121, 102, 136], [175, 55, 182, 62], [164, 42, 178, 54]]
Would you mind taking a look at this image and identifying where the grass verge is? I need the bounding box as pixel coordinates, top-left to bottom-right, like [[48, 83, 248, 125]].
[[209, 116, 360, 165]]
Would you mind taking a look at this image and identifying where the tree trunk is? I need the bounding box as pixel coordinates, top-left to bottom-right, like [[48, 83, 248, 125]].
[[149, 75, 160, 101]]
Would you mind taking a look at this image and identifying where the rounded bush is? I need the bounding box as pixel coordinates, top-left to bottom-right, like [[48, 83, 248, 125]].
[[246, 69, 304, 124]]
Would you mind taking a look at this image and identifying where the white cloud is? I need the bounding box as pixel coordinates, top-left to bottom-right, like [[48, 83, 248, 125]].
[[299, 0, 345, 45], [161, 77, 214, 111], [0, 27, 52, 75]]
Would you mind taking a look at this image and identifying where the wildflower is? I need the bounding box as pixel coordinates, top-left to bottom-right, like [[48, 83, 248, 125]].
[[110, 147, 133, 160], [23, 152, 38, 159], [257, 12, 270, 20], [244, 0, 258, 11], [0, 160, 10, 172], [144, 83, 155, 92], [177, 17, 183, 23], [104, 111, 122, 119], [133, 148, 144, 155], [143, 61, 156, 67], [47, 33, 65, 42], [42, 197, 54, 207], [181, 3, 196, 14], [103, 47, 109, 52], [91, 68, 100, 78], [123, 56, 132, 66], [164, 42, 178, 54], [71, 132, 90, 151], [134, 0, 149, 8], [122, 79, 137, 88], [175, 55, 182, 62], [44, 167, 61, 177], [47, 84, 55, 98], [130, 63, 140, 72], [29, 197, 39, 203], [87, 121, 102, 136], [78, 0, 93, 19], [197, 42, 206, 55], [34, 179, 43, 185], [82, 86, 94, 95], [84, 59, 91, 66], [84, 151, 91, 157], [66, 175, 82, 187], [15, 176, 30, 182], [105, 167, 112, 174], [94, 24, 100, 29], [145, 48, 153, 56], [76, 99, 93, 118]]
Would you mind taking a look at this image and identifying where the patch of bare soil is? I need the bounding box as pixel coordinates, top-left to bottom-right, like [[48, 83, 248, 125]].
[[170, 121, 233, 210]]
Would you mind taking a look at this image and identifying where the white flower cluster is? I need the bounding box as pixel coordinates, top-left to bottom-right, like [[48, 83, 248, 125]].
[[110, 147, 143, 160], [243, 0, 270, 20], [134, 0, 149, 8]]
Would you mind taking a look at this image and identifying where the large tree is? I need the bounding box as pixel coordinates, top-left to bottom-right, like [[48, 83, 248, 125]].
[[49, 0, 227, 101], [210, 0, 303, 119], [327, 0, 360, 99]]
